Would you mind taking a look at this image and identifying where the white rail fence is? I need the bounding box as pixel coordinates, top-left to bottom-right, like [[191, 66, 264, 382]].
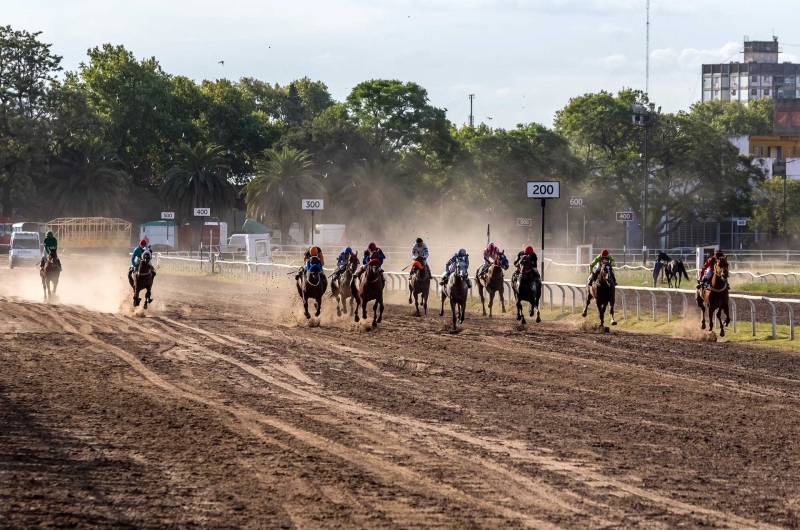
[[155, 255, 799, 340]]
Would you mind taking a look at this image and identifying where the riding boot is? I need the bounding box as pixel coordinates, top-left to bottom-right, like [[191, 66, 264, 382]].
[[467, 279, 472, 289], [440, 274, 449, 286]]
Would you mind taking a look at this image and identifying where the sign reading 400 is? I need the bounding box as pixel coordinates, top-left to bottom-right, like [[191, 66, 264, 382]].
[[193, 207, 211, 217], [302, 199, 325, 210], [526, 181, 560, 199]]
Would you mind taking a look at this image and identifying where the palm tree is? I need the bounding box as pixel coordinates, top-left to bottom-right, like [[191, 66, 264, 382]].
[[48, 140, 129, 217], [338, 158, 407, 238], [160, 142, 236, 217], [242, 147, 325, 238]]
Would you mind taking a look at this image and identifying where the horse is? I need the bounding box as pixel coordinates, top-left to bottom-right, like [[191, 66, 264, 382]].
[[664, 259, 689, 288], [129, 250, 154, 309], [582, 259, 617, 329], [40, 248, 60, 302], [408, 256, 431, 316], [330, 254, 359, 317], [296, 256, 328, 319], [352, 256, 384, 327], [475, 251, 508, 317], [440, 258, 469, 332], [512, 254, 541, 325], [696, 257, 730, 337]]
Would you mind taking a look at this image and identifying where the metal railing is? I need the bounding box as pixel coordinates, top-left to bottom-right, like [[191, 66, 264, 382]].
[[154, 254, 799, 340]]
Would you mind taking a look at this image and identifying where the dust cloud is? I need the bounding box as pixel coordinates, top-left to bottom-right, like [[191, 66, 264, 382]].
[[0, 254, 131, 313]]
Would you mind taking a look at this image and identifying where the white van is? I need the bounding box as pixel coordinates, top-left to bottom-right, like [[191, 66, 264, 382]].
[[9, 231, 41, 269]]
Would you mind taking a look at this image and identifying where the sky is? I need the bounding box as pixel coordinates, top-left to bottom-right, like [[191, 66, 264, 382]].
[[4, 0, 800, 129]]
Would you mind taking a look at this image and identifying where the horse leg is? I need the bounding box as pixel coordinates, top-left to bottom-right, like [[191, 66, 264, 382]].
[[371, 298, 378, 327], [460, 300, 466, 324], [451, 299, 457, 331], [377, 296, 384, 324], [143, 286, 150, 309], [707, 304, 714, 333], [516, 298, 523, 322], [423, 290, 428, 316], [315, 295, 321, 317], [440, 290, 446, 317], [582, 291, 593, 318], [610, 300, 617, 325], [598, 301, 606, 329], [477, 282, 487, 316], [414, 291, 420, 316], [303, 295, 311, 319], [408, 280, 413, 304], [488, 291, 494, 318], [717, 307, 726, 337]]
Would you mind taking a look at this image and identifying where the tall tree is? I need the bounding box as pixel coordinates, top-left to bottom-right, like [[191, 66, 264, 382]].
[[242, 147, 324, 238], [337, 158, 407, 238], [0, 26, 62, 216], [689, 98, 774, 136], [47, 140, 129, 217], [160, 142, 235, 218]]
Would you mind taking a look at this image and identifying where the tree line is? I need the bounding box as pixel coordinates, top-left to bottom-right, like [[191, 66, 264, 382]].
[[0, 25, 785, 247]]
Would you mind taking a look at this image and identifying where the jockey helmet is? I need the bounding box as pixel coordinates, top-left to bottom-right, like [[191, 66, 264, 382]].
[[139, 239, 148, 246], [714, 249, 724, 257], [524, 245, 534, 254], [601, 249, 609, 257], [416, 237, 423, 244], [46, 230, 54, 237], [309, 246, 319, 256], [344, 246, 353, 254], [458, 248, 467, 257], [368, 242, 377, 251], [487, 243, 496, 253]]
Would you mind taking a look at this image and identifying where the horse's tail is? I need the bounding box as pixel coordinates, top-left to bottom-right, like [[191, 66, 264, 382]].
[[682, 267, 689, 281]]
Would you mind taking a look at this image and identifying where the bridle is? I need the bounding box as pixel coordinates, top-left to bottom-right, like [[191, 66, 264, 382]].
[[706, 259, 729, 293]]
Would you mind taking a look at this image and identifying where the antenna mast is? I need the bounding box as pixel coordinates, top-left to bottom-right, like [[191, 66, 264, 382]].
[[468, 94, 475, 127], [646, 0, 650, 97]]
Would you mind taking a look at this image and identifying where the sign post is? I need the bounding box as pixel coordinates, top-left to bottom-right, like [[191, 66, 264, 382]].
[[616, 211, 634, 265], [301, 199, 324, 245], [194, 208, 211, 258], [527, 181, 561, 284], [569, 197, 586, 247]]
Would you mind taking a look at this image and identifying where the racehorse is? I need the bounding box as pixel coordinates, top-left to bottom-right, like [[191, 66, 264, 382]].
[[40, 248, 60, 302], [408, 256, 430, 316], [582, 259, 617, 329], [475, 250, 508, 317], [664, 259, 689, 288], [512, 254, 541, 324], [440, 258, 469, 331], [352, 255, 384, 327], [696, 257, 730, 336], [331, 253, 359, 317], [129, 249, 154, 309], [296, 256, 328, 319]]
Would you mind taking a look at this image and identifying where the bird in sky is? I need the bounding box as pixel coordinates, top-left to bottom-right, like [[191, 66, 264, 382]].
[[218, 60, 225, 66]]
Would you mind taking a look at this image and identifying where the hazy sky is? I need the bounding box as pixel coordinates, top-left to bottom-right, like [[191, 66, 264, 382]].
[[4, 0, 800, 128]]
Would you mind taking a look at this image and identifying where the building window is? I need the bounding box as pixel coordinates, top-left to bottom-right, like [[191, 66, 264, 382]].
[[755, 146, 764, 156], [752, 88, 758, 95], [752, 75, 758, 82], [764, 76, 772, 83], [731, 89, 737, 96], [764, 88, 770, 96]]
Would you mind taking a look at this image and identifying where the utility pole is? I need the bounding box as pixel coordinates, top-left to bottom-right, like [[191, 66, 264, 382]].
[[646, 0, 650, 97], [468, 94, 475, 128]]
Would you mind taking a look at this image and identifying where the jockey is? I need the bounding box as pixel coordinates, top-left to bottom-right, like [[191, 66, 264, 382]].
[[588, 249, 615, 286], [296, 245, 325, 279], [355, 242, 386, 283], [330, 246, 355, 282], [409, 237, 431, 279], [440, 249, 471, 289], [512, 245, 539, 285], [653, 250, 671, 283], [697, 249, 728, 290], [40, 230, 62, 271], [130, 239, 155, 278], [480, 243, 501, 276]]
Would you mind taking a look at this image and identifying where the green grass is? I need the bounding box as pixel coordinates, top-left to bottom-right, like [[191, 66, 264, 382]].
[[735, 282, 800, 295]]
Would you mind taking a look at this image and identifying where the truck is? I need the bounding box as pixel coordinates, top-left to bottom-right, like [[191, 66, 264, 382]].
[[310, 224, 347, 247], [9, 231, 41, 269], [242, 233, 272, 263]]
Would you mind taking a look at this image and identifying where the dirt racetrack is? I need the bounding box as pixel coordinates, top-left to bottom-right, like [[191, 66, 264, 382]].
[[2, 263, 800, 529]]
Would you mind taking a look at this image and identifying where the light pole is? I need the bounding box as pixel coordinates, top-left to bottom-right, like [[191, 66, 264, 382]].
[[632, 104, 652, 264]]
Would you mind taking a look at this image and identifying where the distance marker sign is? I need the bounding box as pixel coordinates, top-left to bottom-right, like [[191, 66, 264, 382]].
[[301, 199, 324, 210], [526, 181, 560, 199], [616, 212, 634, 222]]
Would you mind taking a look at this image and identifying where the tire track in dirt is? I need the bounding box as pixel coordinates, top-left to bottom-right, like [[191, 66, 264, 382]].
[[30, 304, 568, 529], [133, 311, 784, 530]]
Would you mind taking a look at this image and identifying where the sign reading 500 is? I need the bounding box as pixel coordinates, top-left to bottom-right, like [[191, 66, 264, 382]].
[[302, 199, 325, 211]]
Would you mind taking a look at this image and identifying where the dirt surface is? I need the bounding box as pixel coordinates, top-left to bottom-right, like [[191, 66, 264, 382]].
[[2, 264, 800, 529]]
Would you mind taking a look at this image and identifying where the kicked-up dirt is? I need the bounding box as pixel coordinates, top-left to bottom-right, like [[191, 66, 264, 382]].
[[2, 263, 800, 529]]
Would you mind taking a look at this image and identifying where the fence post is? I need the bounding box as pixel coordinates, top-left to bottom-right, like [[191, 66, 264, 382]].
[[747, 299, 756, 337], [619, 289, 627, 320], [664, 291, 672, 322], [634, 290, 641, 320], [762, 297, 777, 339], [783, 302, 795, 340], [680, 292, 688, 318], [557, 285, 566, 313], [545, 284, 553, 311], [650, 291, 657, 322], [731, 298, 737, 334], [567, 286, 576, 313]]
